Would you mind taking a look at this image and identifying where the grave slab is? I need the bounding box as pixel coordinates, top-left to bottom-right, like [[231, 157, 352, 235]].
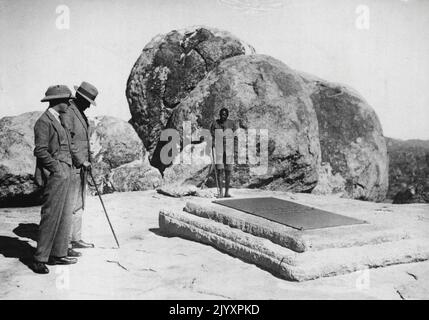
[[184, 200, 411, 252], [159, 209, 429, 281], [213, 197, 366, 230]]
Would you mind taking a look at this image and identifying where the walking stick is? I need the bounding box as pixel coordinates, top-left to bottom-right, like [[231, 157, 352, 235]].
[[197, 160, 214, 188], [212, 146, 221, 198], [89, 169, 120, 248]]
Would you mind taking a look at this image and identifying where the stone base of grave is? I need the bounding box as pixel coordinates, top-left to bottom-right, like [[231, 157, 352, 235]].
[[158, 196, 429, 281]]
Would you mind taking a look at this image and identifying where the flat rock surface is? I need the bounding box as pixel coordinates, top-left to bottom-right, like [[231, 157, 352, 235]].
[[0, 189, 428, 299]]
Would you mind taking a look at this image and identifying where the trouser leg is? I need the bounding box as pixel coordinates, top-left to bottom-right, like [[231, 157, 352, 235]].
[[34, 162, 71, 263], [71, 209, 83, 242], [50, 163, 74, 258], [216, 169, 224, 197], [68, 168, 83, 244], [224, 169, 231, 196]]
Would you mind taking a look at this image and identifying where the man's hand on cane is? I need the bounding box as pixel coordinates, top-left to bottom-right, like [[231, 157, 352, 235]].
[[82, 161, 92, 171]]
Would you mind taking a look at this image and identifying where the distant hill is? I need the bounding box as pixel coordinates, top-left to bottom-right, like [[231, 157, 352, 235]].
[[386, 137, 429, 203]]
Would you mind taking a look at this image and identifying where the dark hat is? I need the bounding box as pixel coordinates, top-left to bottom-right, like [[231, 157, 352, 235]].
[[41, 85, 73, 102], [74, 81, 98, 106]]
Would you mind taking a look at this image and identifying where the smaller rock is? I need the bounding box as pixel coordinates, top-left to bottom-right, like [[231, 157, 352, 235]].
[[300, 73, 389, 201], [109, 159, 162, 193], [157, 184, 198, 198], [392, 186, 416, 204], [0, 111, 43, 206], [88, 116, 146, 194], [162, 142, 212, 184], [194, 188, 217, 198]]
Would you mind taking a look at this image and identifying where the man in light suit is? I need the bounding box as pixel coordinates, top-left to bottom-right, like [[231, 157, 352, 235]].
[[62, 81, 98, 249], [31, 85, 80, 274]]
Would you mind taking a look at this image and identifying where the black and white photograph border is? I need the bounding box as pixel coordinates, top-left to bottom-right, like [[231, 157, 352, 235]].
[[0, 0, 428, 301]]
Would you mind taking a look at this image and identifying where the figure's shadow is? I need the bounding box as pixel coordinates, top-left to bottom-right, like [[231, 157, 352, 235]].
[[148, 228, 174, 238], [13, 223, 38, 241], [0, 223, 38, 270]]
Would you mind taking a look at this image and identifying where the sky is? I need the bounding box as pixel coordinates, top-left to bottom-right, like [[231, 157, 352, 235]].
[[0, 0, 428, 140]]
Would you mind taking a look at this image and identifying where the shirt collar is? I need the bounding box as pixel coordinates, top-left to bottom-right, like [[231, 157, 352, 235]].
[[49, 108, 60, 117], [48, 108, 61, 123]]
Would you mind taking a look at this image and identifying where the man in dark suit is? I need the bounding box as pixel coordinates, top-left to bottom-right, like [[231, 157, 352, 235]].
[[31, 85, 80, 274], [62, 81, 98, 249]]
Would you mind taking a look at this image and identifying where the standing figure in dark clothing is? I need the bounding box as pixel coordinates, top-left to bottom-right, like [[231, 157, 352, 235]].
[[210, 108, 238, 198], [62, 81, 98, 249], [31, 85, 78, 274]]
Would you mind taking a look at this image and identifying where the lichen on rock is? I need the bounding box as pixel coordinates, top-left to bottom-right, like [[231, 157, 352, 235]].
[[126, 26, 255, 168]]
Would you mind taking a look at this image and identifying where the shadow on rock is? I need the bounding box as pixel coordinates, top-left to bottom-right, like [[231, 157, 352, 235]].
[[0, 235, 35, 270], [13, 223, 38, 242], [148, 228, 174, 238]]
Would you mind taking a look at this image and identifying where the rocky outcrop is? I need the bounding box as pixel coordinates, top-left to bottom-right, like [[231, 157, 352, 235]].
[[0, 112, 43, 206], [0, 112, 146, 206], [386, 138, 429, 203], [90, 116, 144, 169], [126, 27, 393, 199], [107, 159, 162, 193], [88, 116, 145, 194], [301, 74, 389, 201], [162, 54, 321, 192], [126, 26, 255, 166]]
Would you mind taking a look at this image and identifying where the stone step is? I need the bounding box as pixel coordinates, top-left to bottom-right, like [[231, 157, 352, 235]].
[[185, 200, 411, 252], [159, 209, 429, 281]]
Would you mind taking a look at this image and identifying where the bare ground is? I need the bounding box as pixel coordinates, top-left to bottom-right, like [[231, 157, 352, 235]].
[[0, 188, 428, 300]]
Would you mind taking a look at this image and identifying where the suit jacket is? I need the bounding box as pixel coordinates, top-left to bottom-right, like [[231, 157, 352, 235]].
[[33, 106, 72, 187], [62, 100, 93, 167], [61, 100, 93, 211]]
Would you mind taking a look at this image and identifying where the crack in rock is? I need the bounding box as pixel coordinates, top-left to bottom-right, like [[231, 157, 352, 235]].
[[196, 290, 232, 300], [406, 271, 418, 280], [396, 289, 406, 300], [106, 260, 129, 271]]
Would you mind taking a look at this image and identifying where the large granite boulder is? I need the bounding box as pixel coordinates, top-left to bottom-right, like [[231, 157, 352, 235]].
[[107, 142, 213, 195], [87, 116, 145, 194], [0, 112, 146, 206], [124, 27, 391, 199], [301, 73, 389, 201], [90, 116, 144, 169], [0, 112, 42, 206], [107, 159, 162, 193], [126, 26, 255, 167], [161, 54, 321, 192], [386, 138, 429, 203]]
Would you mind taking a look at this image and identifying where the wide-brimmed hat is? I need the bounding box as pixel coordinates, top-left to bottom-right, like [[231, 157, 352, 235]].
[[74, 81, 98, 106], [41, 85, 73, 102]]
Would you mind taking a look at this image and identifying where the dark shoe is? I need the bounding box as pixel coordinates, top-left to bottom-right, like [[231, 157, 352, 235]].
[[47, 256, 77, 265], [71, 240, 94, 249], [224, 193, 232, 198], [30, 261, 49, 274], [67, 248, 82, 257]]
